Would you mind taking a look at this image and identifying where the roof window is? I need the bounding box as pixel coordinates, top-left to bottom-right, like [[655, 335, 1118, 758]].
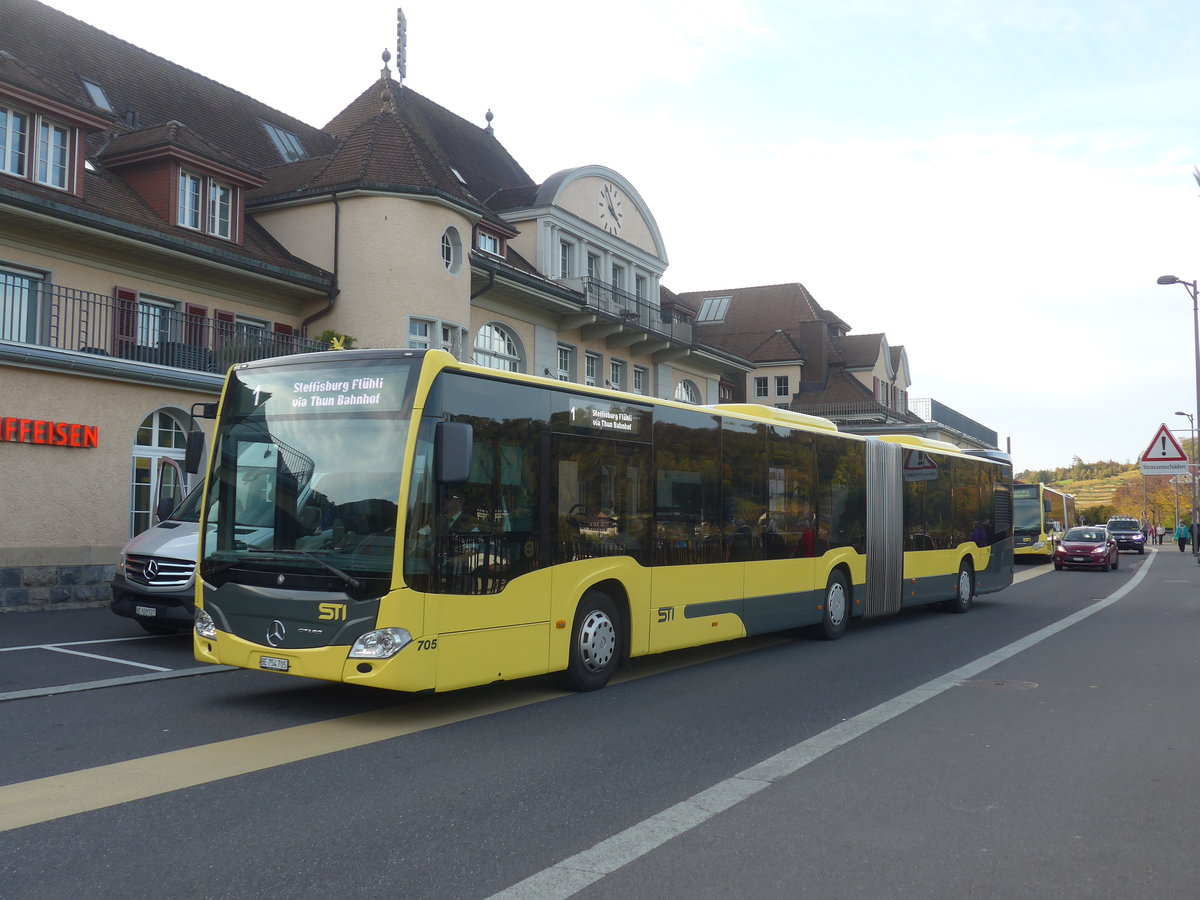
[[81, 79, 112, 112], [697, 296, 731, 324], [261, 121, 307, 162]]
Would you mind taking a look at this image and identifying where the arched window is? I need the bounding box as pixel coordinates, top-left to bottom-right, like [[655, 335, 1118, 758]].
[[474, 323, 523, 372], [130, 409, 190, 536], [674, 379, 701, 405]]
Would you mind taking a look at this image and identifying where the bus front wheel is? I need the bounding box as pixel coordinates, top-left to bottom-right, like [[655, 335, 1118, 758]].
[[554, 589, 622, 692], [945, 561, 974, 614], [818, 571, 849, 640]]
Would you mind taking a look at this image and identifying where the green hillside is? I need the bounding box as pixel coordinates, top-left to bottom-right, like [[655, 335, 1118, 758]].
[[1016, 455, 1194, 525]]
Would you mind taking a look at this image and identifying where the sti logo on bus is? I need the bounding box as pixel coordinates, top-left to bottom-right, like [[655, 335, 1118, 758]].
[[318, 603, 347, 621]]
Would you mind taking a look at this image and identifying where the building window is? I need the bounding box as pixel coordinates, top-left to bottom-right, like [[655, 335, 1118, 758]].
[[557, 345, 574, 381], [81, 79, 112, 112], [775, 375, 789, 397], [411, 317, 467, 359], [635, 275, 646, 303], [696, 296, 731, 324], [609, 359, 624, 391], [585, 352, 599, 386], [178, 171, 201, 229], [130, 409, 189, 537], [633, 366, 647, 395], [209, 181, 233, 239], [754, 376, 768, 398], [559, 240, 572, 278], [675, 379, 701, 405], [477, 232, 500, 255], [261, 121, 307, 162], [135, 297, 179, 348], [441, 227, 463, 274], [0, 264, 41, 342], [36, 120, 69, 189], [474, 323, 522, 372], [1, 106, 29, 177], [587, 254, 599, 281]]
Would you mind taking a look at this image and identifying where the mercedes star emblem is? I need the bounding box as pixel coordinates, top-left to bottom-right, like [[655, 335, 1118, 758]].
[[266, 619, 286, 647], [144, 559, 159, 579]]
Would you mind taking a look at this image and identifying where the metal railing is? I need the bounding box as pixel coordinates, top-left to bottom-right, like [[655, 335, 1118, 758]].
[[909, 398, 998, 447], [3, 281, 327, 374], [790, 399, 916, 424], [579, 277, 694, 345]]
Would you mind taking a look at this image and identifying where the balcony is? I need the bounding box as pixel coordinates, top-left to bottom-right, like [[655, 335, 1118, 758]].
[[790, 399, 917, 426], [578, 277, 694, 346], [1, 281, 327, 376]]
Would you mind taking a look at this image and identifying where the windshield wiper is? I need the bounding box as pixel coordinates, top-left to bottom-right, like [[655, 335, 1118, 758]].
[[202, 546, 362, 590]]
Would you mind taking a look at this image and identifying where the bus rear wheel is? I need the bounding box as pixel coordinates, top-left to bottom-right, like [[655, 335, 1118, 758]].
[[554, 589, 622, 692], [944, 561, 973, 613], [818, 571, 849, 640]]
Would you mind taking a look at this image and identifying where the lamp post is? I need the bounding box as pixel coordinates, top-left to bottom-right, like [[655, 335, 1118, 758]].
[[1157, 275, 1200, 557], [1177, 410, 1195, 548]]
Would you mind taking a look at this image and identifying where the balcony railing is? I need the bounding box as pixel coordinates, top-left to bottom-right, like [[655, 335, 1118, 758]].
[[579, 277, 694, 345], [909, 398, 998, 447], [2, 281, 327, 374], [790, 399, 916, 424]]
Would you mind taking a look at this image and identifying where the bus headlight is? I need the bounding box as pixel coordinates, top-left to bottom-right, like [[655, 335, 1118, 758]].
[[195, 608, 217, 639], [1032, 540, 1046, 550], [349, 628, 412, 659]]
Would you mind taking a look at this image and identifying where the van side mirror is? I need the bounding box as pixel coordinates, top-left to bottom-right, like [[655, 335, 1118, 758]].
[[185, 430, 205, 474], [435, 421, 472, 483]]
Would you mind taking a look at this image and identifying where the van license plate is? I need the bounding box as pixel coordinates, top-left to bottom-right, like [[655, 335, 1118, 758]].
[[259, 656, 289, 672], [135, 605, 156, 617]]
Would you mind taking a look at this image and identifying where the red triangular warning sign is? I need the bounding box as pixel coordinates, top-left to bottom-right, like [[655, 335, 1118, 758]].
[[904, 449, 939, 471], [1141, 424, 1188, 462]]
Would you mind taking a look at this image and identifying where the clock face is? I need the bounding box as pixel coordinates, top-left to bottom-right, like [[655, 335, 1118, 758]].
[[598, 182, 624, 234]]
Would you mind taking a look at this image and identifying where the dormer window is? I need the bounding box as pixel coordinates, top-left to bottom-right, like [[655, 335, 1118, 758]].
[[1, 105, 29, 177], [36, 120, 69, 188], [477, 232, 500, 255], [697, 296, 731, 324], [177, 167, 237, 240]]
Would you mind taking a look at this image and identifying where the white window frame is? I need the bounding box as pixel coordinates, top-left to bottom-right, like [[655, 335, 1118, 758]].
[[474, 323, 522, 372], [208, 180, 233, 239], [178, 170, 202, 230], [559, 240, 573, 278], [1, 105, 29, 177], [410, 316, 467, 359], [775, 375, 789, 397], [477, 232, 500, 255], [633, 366, 647, 395], [35, 119, 69, 189], [754, 376, 768, 398], [697, 296, 731, 324], [675, 379, 701, 405], [557, 345, 574, 381], [585, 352, 600, 387], [0, 263, 43, 343], [609, 359, 624, 391], [441, 227, 463, 274]]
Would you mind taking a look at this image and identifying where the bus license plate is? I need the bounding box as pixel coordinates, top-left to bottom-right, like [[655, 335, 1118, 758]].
[[259, 656, 289, 672], [135, 605, 156, 617]]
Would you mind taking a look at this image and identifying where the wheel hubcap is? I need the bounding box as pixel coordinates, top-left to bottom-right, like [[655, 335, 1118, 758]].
[[959, 571, 971, 602], [579, 610, 616, 672], [827, 583, 847, 626]]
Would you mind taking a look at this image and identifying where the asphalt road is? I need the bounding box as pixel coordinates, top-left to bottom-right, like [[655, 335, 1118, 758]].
[[1, 545, 1197, 899]]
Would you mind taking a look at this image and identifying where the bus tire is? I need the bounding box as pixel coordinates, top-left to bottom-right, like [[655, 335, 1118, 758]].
[[818, 570, 850, 640], [554, 589, 622, 692], [944, 561, 973, 613]]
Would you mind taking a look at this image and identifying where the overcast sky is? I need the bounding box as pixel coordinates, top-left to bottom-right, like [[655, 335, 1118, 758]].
[[41, 0, 1200, 472]]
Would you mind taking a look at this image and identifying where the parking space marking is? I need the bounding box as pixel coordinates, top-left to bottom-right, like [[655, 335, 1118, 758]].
[[0, 634, 169, 653], [0, 665, 236, 703]]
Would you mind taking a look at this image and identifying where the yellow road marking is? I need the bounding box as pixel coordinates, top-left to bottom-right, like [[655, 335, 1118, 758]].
[[0, 636, 782, 833]]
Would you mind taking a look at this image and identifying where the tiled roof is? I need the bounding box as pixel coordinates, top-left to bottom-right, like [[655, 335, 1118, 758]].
[[832, 333, 886, 369]]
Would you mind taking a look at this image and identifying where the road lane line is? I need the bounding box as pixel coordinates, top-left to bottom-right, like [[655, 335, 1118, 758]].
[[0, 636, 782, 833], [488, 554, 1156, 900], [0, 635, 168, 653], [42, 646, 171, 671], [0, 665, 236, 703]]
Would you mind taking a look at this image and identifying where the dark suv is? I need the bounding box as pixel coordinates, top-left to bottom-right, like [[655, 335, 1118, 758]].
[[1106, 517, 1146, 554]]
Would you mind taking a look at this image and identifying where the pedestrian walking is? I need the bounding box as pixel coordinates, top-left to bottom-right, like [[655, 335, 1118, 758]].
[[1175, 521, 1191, 552], [1157, 523, 1166, 545]]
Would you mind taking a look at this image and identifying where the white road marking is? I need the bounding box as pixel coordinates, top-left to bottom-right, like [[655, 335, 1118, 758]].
[[488, 552, 1155, 900], [43, 645, 171, 671]]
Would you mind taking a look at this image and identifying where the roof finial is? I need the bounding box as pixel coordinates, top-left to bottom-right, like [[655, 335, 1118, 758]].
[[380, 48, 395, 110], [484, 108, 494, 136], [396, 9, 407, 86]]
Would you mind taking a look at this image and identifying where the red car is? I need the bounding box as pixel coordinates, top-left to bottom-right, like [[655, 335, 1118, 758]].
[[1054, 526, 1119, 571]]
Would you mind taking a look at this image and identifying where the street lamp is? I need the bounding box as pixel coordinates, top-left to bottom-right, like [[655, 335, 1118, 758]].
[[1157, 275, 1200, 557]]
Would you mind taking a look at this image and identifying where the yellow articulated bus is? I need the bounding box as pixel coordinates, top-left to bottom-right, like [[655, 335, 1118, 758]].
[[1012, 482, 1076, 560], [188, 349, 1013, 693]]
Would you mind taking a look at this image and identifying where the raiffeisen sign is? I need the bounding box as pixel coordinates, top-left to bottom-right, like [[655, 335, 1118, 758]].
[[1, 416, 99, 449]]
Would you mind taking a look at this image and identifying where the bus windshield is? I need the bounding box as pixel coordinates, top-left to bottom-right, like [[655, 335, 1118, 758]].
[[199, 355, 418, 593]]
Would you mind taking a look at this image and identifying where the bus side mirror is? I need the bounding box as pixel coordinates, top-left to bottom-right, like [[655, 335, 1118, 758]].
[[435, 421, 472, 483], [185, 430, 205, 474]]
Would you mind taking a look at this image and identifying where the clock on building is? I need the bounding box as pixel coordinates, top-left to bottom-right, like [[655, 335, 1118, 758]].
[[598, 182, 624, 234]]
